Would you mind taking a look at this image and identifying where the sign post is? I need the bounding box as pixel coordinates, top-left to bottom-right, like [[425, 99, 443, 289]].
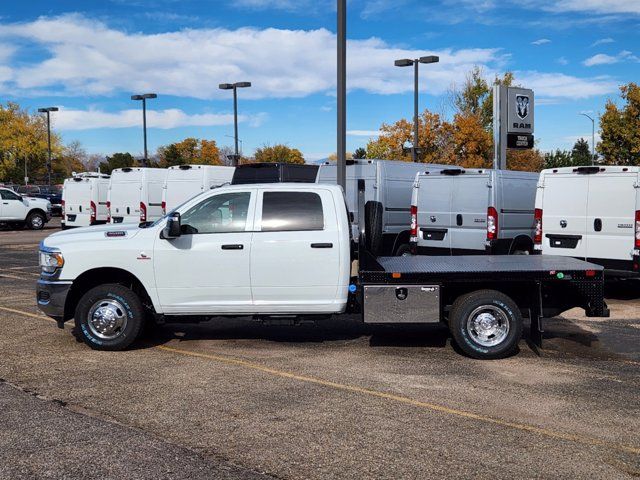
[[493, 86, 534, 169]]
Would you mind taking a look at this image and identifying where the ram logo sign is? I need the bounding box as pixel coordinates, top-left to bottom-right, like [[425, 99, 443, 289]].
[[507, 88, 534, 134]]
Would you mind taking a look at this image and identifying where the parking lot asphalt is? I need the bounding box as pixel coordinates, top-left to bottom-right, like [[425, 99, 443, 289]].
[[0, 220, 639, 479]]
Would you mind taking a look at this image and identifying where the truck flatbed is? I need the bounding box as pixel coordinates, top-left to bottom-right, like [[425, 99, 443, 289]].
[[373, 254, 603, 275]]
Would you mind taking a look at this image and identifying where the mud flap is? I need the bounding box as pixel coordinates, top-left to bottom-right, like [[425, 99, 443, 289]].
[[528, 282, 544, 353]]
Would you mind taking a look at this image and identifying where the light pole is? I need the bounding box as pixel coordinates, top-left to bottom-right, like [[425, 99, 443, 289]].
[[131, 93, 157, 166], [224, 134, 243, 156], [219, 82, 251, 166], [394, 55, 439, 162], [37, 107, 59, 186], [337, 0, 346, 190], [579, 113, 595, 165]]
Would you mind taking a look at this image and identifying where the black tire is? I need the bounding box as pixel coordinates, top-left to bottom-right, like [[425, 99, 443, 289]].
[[26, 211, 45, 230], [396, 244, 412, 256], [74, 284, 144, 351], [449, 289, 522, 359], [365, 201, 383, 256]]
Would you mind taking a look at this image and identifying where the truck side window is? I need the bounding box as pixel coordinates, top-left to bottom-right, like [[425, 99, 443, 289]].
[[181, 192, 250, 234], [261, 192, 324, 231], [0, 189, 22, 201]]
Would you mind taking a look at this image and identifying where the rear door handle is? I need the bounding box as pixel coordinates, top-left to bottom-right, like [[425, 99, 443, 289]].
[[594, 218, 602, 232], [311, 243, 333, 248], [221, 244, 244, 250]]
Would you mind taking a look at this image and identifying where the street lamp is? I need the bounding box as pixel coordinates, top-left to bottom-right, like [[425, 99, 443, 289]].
[[37, 107, 59, 186], [219, 82, 251, 166], [579, 113, 596, 165], [131, 93, 157, 166], [394, 55, 439, 162]]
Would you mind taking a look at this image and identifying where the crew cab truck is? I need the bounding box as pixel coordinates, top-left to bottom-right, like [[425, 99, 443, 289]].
[[1, 187, 51, 229], [61, 172, 111, 228], [36, 181, 608, 359], [410, 168, 538, 256], [535, 166, 640, 277]]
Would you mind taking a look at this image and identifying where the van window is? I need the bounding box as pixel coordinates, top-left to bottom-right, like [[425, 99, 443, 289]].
[[261, 191, 323, 231], [181, 192, 250, 234]]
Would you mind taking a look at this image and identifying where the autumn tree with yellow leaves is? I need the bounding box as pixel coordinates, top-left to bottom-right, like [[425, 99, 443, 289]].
[[157, 138, 221, 167], [253, 144, 305, 164]]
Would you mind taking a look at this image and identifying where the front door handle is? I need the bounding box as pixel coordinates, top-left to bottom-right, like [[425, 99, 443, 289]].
[[594, 218, 602, 232], [221, 244, 244, 250], [311, 243, 333, 248]]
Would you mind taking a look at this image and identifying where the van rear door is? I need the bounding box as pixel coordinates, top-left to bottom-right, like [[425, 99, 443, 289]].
[[449, 171, 490, 254], [542, 173, 588, 259], [416, 174, 453, 254], [585, 171, 637, 269]]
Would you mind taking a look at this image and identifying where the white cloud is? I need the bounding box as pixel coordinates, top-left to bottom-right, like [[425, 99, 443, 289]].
[[591, 37, 614, 47], [556, 56, 568, 65], [583, 50, 639, 66], [347, 130, 383, 137], [51, 108, 260, 131], [517, 71, 617, 98], [0, 14, 620, 104], [544, 0, 640, 15], [531, 38, 551, 45], [0, 14, 509, 100]]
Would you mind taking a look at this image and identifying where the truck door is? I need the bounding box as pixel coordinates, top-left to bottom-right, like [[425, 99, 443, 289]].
[[450, 173, 490, 254], [250, 189, 341, 310], [585, 172, 637, 268], [542, 174, 588, 259], [153, 190, 255, 314], [417, 175, 453, 254], [0, 189, 26, 220]]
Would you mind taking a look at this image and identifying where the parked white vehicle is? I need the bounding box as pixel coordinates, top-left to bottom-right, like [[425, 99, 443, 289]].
[[36, 182, 609, 359], [62, 173, 111, 228], [410, 168, 538, 256], [108, 167, 167, 224], [0, 187, 51, 229], [316, 160, 446, 255], [162, 165, 235, 215], [534, 165, 640, 276]]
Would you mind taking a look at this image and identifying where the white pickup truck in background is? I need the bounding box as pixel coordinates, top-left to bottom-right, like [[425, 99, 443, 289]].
[[37, 182, 608, 359], [0, 187, 51, 229]]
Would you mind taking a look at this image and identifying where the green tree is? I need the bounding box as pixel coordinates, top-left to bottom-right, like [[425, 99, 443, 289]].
[[543, 149, 574, 169], [598, 83, 640, 165], [99, 152, 136, 174], [254, 144, 305, 164], [353, 147, 367, 159], [571, 138, 592, 165], [0, 102, 63, 183], [157, 138, 221, 167]]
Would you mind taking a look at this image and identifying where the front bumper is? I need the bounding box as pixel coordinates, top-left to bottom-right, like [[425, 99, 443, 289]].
[[36, 279, 72, 324]]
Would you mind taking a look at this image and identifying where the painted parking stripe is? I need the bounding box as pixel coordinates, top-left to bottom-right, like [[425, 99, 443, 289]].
[[0, 303, 638, 456]]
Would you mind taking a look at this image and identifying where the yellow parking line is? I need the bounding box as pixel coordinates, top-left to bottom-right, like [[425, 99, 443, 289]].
[[0, 303, 637, 456], [156, 344, 640, 456]]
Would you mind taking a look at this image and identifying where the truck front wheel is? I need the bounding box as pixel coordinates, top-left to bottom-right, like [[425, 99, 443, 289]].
[[74, 284, 144, 351], [449, 290, 522, 359], [26, 211, 45, 230]]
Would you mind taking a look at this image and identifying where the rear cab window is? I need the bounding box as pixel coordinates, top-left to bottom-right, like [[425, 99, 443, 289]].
[[259, 191, 324, 231]]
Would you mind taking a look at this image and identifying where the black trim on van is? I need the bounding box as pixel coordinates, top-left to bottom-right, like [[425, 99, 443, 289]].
[[545, 234, 581, 249], [420, 228, 447, 241]]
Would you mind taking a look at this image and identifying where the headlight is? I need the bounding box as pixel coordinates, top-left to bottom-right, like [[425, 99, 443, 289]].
[[39, 251, 64, 273]]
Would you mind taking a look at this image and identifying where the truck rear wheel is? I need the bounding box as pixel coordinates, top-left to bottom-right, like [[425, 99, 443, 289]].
[[449, 290, 522, 359], [74, 284, 144, 351]]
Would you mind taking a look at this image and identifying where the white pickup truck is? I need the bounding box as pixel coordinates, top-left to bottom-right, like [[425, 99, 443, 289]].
[[37, 182, 608, 359], [1, 187, 52, 229]]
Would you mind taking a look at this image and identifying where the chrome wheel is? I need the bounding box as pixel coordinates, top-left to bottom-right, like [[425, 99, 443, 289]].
[[31, 215, 44, 229], [87, 299, 128, 340], [466, 305, 510, 347]]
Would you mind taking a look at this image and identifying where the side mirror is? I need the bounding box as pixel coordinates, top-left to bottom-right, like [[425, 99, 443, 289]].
[[163, 212, 181, 239]]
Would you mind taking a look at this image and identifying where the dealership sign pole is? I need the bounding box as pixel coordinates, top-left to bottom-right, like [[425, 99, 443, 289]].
[[493, 86, 534, 169]]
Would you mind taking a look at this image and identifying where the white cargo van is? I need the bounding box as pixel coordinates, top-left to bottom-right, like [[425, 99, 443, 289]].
[[61, 173, 111, 228], [534, 166, 640, 276], [410, 168, 538, 256], [162, 164, 235, 215], [108, 167, 167, 224], [316, 160, 446, 255]]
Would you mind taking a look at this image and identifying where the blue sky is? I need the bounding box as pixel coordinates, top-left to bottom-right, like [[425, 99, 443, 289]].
[[0, 0, 638, 161]]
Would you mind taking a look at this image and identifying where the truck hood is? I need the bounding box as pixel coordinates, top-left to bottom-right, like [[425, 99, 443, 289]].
[[42, 223, 145, 248], [24, 196, 51, 208]]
